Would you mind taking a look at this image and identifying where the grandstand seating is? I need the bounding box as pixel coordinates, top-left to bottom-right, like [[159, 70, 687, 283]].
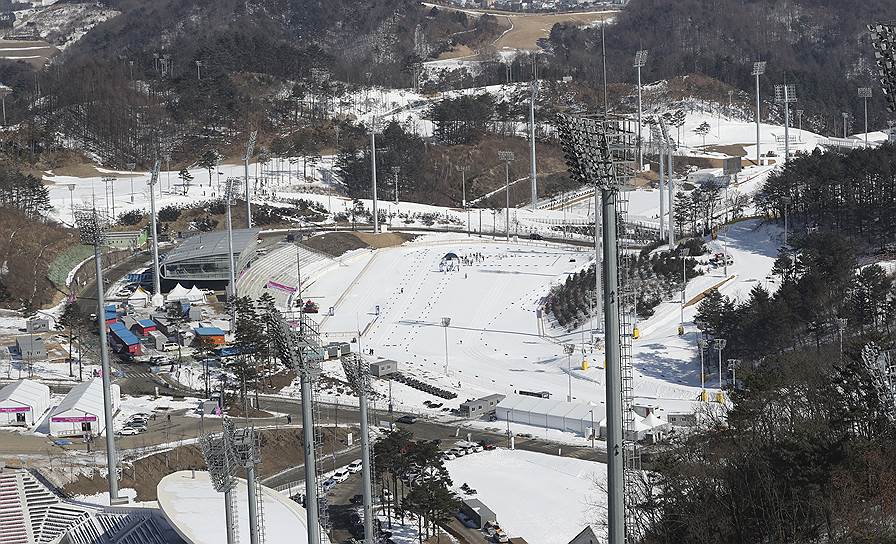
[[0, 468, 182, 544]]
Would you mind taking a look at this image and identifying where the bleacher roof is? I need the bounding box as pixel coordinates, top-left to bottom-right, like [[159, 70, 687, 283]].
[[110, 322, 140, 346], [162, 229, 259, 265]]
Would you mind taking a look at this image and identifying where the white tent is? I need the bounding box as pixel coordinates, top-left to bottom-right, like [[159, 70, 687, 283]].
[[0, 379, 51, 426], [127, 287, 150, 308], [185, 285, 206, 304], [642, 411, 670, 432], [48, 379, 120, 437], [496, 395, 605, 437], [166, 283, 190, 302]]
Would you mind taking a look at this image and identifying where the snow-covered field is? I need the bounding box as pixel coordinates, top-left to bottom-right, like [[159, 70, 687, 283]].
[[446, 449, 605, 544]]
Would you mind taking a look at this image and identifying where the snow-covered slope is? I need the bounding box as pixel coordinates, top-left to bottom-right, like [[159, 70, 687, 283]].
[[15, 2, 119, 50]]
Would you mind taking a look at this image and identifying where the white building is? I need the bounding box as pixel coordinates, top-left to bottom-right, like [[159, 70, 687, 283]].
[[0, 379, 50, 426], [48, 379, 120, 437], [496, 395, 605, 437]]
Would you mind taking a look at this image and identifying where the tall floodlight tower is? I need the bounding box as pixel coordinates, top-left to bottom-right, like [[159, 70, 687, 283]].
[[859, 88, 873, 147], [244, 130, 257, 228], [441, 317, 451, 375], [774, 84, 797, 164], [658, 117, 677, 245], [529, 80, 540, 208], [869, 24, 896, 117], [74, 207, 124, 505], [273, 310, 326, 544], [752, 62, 766, 165], [634, 50, 648, 170], [224, 177, 240, 303], [200, 419, 240, 544], [497, 151, 515, 241], [232, 426, 265, 544], [649, 124, 666, 239], [557, 112, 638, 544], [147, 160, 163, 308], [341, 354, 376, 544], [370, 119, 380, 234]]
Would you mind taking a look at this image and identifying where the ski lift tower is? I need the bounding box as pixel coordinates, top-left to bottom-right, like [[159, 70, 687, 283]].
[[341, 353, 377, 544], [74, 206, 126, 505], [557, 112, 639, 544]]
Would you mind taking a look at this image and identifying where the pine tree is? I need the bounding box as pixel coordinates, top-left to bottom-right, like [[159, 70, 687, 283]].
[[178, 168, 194, 196]]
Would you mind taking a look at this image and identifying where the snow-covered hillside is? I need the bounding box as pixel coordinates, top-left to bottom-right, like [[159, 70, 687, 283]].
[[15, 2, 119, 50]]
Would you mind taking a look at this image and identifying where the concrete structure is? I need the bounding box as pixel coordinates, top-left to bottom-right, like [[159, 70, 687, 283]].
[[14, 336, 45, 361], [160, 229, 259, 286], [193, 327, 226, 346], [323, 342, 351, 360], [459, 394, 506, 418], [496, 395, 604, 437], [157, 470, 317, 544], [105, 228, 148, 250], [369, 359, 398, 377], [459, 498, 496, 529], [26, 318, 50, 333], [109, 322, 142, 355], [49, 378, 120, 437], [0, 379, 50, 426]]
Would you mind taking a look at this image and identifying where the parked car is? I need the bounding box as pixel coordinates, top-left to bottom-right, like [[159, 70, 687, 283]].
[[117, 427, 142, 436], [347, 460, 363, 474], [479, 441, 497, 451], [163, 342, 179, 352], [441, 452, 456, 461], [349, 494, 363, 505], [381, 488, 393, 501], [332, 469, 349, 483], [449, 447, 466, 457], [321, 478, 337, 493], [395, 415, 417, 424]]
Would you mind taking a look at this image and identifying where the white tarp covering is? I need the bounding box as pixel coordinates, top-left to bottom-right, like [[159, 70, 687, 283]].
[[0, 379, 51, 426], [48, 378, 120, 437], [127, 287, 150, 308]]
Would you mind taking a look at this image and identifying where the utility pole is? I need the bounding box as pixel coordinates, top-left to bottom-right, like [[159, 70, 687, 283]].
[[498, 151, 514, 242], [126, 162, 136, 204], [224, 178, 239, 304], [679, 248, 690, 334], [441, 317, 451, 375], [391, 166, 400, 204], [752, 62, 766, 165], [195, 60, 202, 80], [0, 85, 11, 125], [714, 338, 727, 388], [634, 50, 648, 171], [842, 112, 849, 139], [564, 344, 575, 402], [529, 80, 539, 208], [341, 355, 376, 544]]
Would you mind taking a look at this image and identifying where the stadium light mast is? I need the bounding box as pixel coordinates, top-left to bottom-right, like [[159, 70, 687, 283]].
[[498, 150, 515, 242], [859, 88, 873, 147], [441, 317, 451, 375], [714, 338, 727, 388], [529, 80, 540, 209], [200, 419, 240, 544], [774, 84, 797, 164], [634, 50, 648, 170], [244, 130, 257, 228], [147, 160, 163, 306], [370, 118, 380, 234], [557, 113, 637, 544], [752, 62, 767, 165], [342, 354, 376, 544], [74, 207, 124, 505], [224, 178, 240, 303]]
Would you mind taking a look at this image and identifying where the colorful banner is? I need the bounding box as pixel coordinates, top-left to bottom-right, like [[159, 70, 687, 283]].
[[51, 415, 96, 423], [267, 280, 297, 293], [0, 406, 30, 413]]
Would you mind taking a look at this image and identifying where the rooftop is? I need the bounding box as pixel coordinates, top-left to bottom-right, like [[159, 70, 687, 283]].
[[162, 229, 259, 265], [194, 327, 225, 336]]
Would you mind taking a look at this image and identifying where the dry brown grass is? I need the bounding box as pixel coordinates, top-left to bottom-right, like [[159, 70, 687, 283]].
[[493, 11, 615, 51]]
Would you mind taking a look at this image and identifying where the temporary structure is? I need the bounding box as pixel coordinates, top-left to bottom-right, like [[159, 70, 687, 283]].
[[185, 285, 206, 303], [48, 379, 120, 437], [0, 379, 51, 426], [166, 283, 190, 302], [496, 395, 605, 437]]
